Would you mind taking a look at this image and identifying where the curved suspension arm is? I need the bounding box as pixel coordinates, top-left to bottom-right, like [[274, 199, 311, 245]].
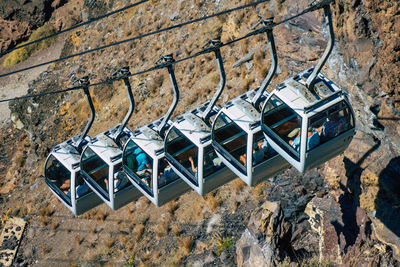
[[113, 67, 135, 146], [157, 56, 179, 138], [306, 4, 334, 91], [74, 77, 95, 152], [251, 25, 277, 111], [201, 42, 225, 124]]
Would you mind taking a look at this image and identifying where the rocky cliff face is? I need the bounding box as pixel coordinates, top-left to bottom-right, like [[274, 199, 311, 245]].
[[0, 0, 81, 52], [2, 0, 400, 265]]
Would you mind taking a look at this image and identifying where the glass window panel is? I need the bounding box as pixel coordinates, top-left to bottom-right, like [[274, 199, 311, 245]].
[[158, 157, 179, 188], [81, 147, 109, 199], [113, 162, 130, 192], [75, 172, 91, 199], [252, 131, 277, 166], [213, 113, 247, 169], [45, 155, 72, 205], [123, 140, 154, 194], [309, 101, 355, 151], [165, 127, 198, 184], [203, 145, 225, 178], [263, 95, 302, 157]]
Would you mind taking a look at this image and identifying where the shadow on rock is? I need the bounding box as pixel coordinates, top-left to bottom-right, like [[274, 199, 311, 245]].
[[374, 156, 400, 261]]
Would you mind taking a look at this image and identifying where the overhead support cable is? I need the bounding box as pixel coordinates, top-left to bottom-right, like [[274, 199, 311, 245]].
[[0, 0, 334, 104], [0, 0, 149, 57], [0, 0, 268, 79]]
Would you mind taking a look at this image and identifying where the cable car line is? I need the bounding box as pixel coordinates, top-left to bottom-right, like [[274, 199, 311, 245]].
[[0, 0, 268, 79], [0, 0, 149, 57], [0, 0, 333, 103], [0, 0, 335, 105]]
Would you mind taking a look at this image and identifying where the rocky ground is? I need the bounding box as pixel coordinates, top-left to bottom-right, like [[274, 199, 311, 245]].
[[0, 0, 399, 266]]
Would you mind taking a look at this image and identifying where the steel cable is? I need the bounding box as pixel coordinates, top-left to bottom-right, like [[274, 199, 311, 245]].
[[0, 0, 333, 104]]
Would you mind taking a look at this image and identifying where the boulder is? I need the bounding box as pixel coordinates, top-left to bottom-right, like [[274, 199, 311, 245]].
[[236, 201, 291, 267], [305, 197, 344, 264]]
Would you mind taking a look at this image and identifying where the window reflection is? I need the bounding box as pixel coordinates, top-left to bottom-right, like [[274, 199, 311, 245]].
[[81, 147, 109, 199], [213, 113, 247, 171], [203, 145, 224, 178], [123, 140, 153, 194], [45, 155, 72, 205], [74, 173, 91, 199], [263, 95, 302, 157], [309, 101, 354, 151], [158, 158, 178, 188], [165, 127, 198, 185]]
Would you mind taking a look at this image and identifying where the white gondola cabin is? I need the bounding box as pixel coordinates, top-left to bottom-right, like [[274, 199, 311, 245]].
[[261, 69, 355, 173], [261, 3, 355, 173], [122, 55, 191, 206], [164, 40, 237, 195], [80, 127, 142, 209], [123, 119, 191, 206], [44, 137, 103, 215], [80, 69, 142, 210], [211, 21, 290, 186], [212, 89, 290, 186], [44, 77, 102, 215], [165, 103, 236, 195]]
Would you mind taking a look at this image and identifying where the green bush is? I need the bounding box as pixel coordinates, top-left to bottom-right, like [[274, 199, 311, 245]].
[[3, 23, 56, 67]]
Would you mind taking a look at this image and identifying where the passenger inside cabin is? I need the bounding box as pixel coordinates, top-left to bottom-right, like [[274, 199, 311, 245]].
[[318, 113, 346, 141], [59, 178, 71, 196], [289, 127, 320, 151], [104, 171, 129, 192], [239, 142, 265, 167], [252, 143, 264, 165], [159, 158, 177, 186], [133, 147, 152, 187], [73, 174, 90, 198], [258, 139, 269, 156]]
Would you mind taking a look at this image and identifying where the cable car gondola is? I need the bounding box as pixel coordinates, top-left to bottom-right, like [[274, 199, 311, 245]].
[[261, 4, 355, 173], [80, 68, 142, 210], [164, 39, 236, 196], [44, 77, 103, 215], [122, 55, 191, 206], [211, 20, 290, 186]]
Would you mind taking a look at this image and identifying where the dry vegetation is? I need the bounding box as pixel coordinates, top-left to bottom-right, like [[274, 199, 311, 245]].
[[3, 23, 57, 67]]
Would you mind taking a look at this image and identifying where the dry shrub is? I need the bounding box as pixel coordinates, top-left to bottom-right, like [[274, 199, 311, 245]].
[[39, 216, 50, 227], [171, 224, 181, 237], [119, 235, 128, 247], [134, 224, 145, 242], [165, 254, 183, 266], [231, 201, 241, 214], [95, 210, 108, 221], [260, 66, 269, 80], [104, 237, 115, 248], [179, 237, 194, 255], [210, 73, 220, 84], [240, 38, 250, 54], [3, 23, 56, 67], [254, 49, 266, 70], [42, 244, 52, 254], [205, 64, 214, 74], [75, 235, 84, 245], [51, 220, 59, 230], [166, 200, 179, 216], [155, 221, 169, 238], [254, 183, 267, 198], [244, 77, 254, 91], [205, 194, 220, 212], [232, 178, 246, 194], [39, 206, 54, 217]]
